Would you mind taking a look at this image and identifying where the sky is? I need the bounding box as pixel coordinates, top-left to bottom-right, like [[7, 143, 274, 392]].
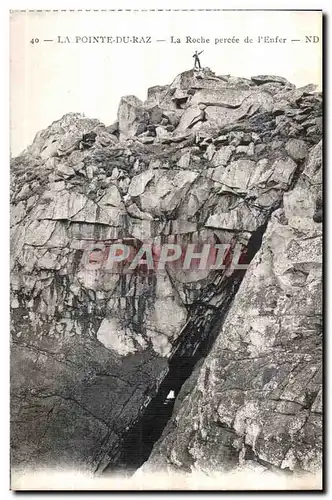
[[10, 10, 322, 156]]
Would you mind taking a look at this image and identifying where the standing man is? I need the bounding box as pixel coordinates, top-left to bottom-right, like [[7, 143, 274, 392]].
[[193, 50, 203, 69]]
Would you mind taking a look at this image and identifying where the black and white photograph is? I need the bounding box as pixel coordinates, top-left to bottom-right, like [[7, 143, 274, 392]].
[[9, 7, 323, 491]]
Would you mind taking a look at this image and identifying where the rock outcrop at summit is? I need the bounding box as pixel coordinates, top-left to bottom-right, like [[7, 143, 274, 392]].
[[10, 67, 322, 480]]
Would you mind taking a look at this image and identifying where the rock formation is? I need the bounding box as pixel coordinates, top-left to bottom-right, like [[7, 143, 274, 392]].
[[10, 68, 322, 484]]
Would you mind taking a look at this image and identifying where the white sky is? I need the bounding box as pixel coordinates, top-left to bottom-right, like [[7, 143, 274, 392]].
[[10, 10, 322, 156]]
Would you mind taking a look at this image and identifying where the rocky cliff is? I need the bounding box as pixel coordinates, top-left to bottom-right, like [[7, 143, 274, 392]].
[[10, 68, 322, 485]]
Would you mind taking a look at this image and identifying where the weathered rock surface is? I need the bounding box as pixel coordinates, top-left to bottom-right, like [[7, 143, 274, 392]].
[[140, 140, 322, 478], [10, 67, 322, 483]]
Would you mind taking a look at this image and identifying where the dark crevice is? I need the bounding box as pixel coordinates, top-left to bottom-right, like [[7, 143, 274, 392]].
[[102, 223, 268, 477]]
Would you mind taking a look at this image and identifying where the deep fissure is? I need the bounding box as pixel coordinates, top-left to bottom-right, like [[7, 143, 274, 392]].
[[102, 223, 267, 477]]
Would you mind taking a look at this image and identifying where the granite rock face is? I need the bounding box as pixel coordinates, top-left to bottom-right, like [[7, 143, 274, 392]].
[[140, 142, 323, 477], [10, 67, 322, 479]]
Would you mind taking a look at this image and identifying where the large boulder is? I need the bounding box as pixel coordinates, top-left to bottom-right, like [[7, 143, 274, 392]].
[[251, 75, 292, 86], [140, 142, 322, 481], [118, 95, 149, 138], [176, 106, 205, 131], [146, 84, 169, 104], [190, 88, 251, 107]]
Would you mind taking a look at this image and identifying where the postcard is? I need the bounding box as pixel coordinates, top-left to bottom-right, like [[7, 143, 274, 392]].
[[10, 9, 323, 491]]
